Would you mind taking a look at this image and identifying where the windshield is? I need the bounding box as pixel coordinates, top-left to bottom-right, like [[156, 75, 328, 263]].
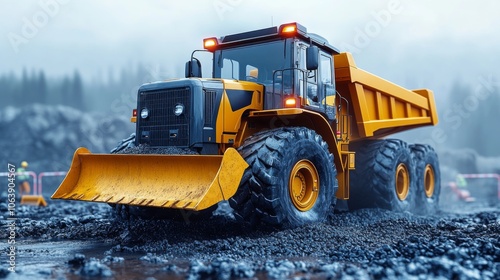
[[213, 40, 292, 82]]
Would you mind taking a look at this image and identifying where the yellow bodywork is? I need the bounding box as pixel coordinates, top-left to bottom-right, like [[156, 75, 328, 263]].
[[215, 80, 263, 144], [334, 52, 438, 140], [51, 147, 248, 210]]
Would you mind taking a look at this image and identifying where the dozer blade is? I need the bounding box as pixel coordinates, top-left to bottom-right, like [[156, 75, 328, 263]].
[[51, 147, 248, 211], [20, 195, 48, 207]]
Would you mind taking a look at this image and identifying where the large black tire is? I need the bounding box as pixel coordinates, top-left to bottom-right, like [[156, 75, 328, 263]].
[[230, 127, 338, 228], [228, 142, 263, 227], [349, 139, 417, 212], [410, 144, 441, 214], [109, 134, 215, 221]]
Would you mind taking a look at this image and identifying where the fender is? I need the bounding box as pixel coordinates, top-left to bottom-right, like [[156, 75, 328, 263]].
[[234, 108, 352, 199]]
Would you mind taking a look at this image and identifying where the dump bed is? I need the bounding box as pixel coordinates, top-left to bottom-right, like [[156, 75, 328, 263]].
[[334, 53, 438, 140]]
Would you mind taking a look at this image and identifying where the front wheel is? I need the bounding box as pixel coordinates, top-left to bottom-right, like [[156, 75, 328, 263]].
[[231, 127, 338, 228]]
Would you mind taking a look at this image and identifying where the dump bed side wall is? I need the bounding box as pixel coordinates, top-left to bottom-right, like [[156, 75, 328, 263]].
[[334, 53, 438, 140]]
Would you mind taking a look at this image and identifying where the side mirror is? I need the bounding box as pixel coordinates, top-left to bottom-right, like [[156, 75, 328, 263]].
[[185, 58, 202, 78], [306, 46, 319, 70]]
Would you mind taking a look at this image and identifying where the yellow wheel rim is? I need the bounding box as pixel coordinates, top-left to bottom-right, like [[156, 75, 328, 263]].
[[395, 163, 409, 201], [289, 160, 319, 212], [424, 164, 435, 198]]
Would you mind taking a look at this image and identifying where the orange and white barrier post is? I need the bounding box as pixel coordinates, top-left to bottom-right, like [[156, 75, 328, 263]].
[[459, 173, 500, 200], [38, 171, 67, 195]]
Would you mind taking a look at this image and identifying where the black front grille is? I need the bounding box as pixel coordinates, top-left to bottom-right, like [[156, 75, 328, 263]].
[[204, 90, 216, 127], [138, 87, 191, 146]]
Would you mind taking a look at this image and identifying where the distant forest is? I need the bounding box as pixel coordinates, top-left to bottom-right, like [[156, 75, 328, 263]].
[[1, 67, 499, 156], [1, 64, 170, 113], [2, 69, 84, 109]]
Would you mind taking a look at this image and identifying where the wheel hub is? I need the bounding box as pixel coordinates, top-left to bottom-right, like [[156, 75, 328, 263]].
[[289, 160, 319, 211], [395, 163, 409, 201], [424, 164, 435, 198]]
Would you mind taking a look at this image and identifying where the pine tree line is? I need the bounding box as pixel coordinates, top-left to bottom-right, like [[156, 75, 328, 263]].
[[1, 68, 83, 110], [1, 64, 174, 113], [441, 81, 500, 156]]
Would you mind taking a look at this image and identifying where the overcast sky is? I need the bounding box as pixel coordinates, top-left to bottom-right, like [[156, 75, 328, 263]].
[[1, 0, 499, 96]]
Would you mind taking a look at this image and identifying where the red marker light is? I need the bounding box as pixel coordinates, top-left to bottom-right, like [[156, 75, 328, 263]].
[[132, 109, 137, 117]]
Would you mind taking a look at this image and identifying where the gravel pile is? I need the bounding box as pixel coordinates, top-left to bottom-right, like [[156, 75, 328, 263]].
[[1, 196, 498, 279], [106, 206, 500, 279]]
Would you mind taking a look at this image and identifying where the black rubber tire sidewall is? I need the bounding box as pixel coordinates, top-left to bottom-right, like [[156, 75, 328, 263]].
[[238, 127, 337, 229], [411, 144, 441, 214], [274, 131, 336, 227], [385, 142, 416, 212], [349, 139, 417, 212]]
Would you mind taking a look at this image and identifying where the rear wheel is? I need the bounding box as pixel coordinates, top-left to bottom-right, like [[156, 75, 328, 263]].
[[230, 127, 337, 228], [410, 144, 441, 214], [349, 139, 417, 212]]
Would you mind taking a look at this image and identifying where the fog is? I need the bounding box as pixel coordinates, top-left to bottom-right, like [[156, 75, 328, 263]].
[[3, 1, 500, 83], [1, 0, 500, 158]]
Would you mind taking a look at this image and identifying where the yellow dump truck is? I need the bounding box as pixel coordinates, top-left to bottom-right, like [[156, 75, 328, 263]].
[[52, 23, 440, 228]]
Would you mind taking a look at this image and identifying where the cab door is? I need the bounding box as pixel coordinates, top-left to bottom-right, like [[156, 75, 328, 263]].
[[298, 43, 336, 121], [318, 53, 336, 121]]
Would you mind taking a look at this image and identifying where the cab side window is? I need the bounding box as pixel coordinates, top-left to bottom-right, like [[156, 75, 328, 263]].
[[320, 54, 333, 90], [320, 54, 335, 99], [298, 44, 318, 105]]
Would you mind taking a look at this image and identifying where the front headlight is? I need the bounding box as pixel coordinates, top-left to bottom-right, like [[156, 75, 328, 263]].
[[174, 103, 184, 116], [140, 108, 149, 119]]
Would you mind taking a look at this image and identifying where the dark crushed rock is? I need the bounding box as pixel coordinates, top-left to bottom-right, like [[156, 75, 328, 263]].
[[80, 259, 113, 277], [187, 258, 255, 280], [0, 267, 10, 278], [4, 195, 499, 279], [116, 143, 198, 155], [101, 255, 124, 263], [0, 199, 120, 240], [99, 204, 499, 279], [140, 253, 168, 264], [68, 253, 86, 266], [68, 253, 114, 278]]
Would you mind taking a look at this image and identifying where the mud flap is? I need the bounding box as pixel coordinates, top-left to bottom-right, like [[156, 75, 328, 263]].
[[51, 147, 248, 211]]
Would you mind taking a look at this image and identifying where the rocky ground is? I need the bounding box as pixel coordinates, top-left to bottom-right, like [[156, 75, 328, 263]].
[[0, 197, 498, 279], [1, 104, 499, 279]]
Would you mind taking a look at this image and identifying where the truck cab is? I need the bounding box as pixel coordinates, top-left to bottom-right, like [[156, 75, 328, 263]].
[[193, 22, 339, 121]]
